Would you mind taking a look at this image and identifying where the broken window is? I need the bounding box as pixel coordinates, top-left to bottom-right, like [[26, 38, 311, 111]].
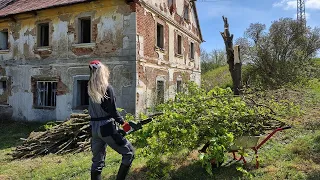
[[156, 80, 165, 104], [36, 81, 57, 107], [190, 42, 194, 59], [184, 6, 189, 20], [177, 34, 182, 55], [157, 23, 164, 49], [0, 29, 8, 50], [38, 23, 49, 47], [177, 80, 182, 93], [79, 17, 91, 43], [76, 80, 89, 108]]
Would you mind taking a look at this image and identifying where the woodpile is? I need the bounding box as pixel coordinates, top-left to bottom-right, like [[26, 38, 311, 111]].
[[11, 113, 91, 159]]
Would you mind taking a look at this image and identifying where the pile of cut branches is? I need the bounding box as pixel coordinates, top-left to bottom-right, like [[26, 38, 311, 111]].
[[11, 113, 91, 159]]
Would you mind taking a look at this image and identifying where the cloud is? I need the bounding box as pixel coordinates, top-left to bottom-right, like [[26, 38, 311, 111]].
[[273, 0, 320, 10]]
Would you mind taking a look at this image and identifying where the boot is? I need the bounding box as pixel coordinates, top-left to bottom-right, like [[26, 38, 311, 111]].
[[91, 171, 101, 180], [116, 163, 131, 180]]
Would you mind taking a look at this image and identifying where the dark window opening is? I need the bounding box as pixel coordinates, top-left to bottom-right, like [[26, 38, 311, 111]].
[[78, 80, 89, 106], [177, 35, 182, 55], [190, 42, 194, 59], [177, 80, 182, 93], [157, 23, 164, 48], [0, 30, 8, 50], [79, 18, 91, 43], [38, 23, 49, 47], [0, 81, 6, 94], [156, 80, 165, 104], [36, 81, 57, 107]]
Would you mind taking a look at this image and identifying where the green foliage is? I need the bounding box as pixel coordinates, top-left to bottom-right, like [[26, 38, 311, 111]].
[[201, 65, 232, 91], [240, 18, 320, 88], [130, 82, 298, 178]]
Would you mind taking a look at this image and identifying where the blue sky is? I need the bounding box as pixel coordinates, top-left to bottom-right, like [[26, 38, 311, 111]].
[[196, 0, 320, 52]]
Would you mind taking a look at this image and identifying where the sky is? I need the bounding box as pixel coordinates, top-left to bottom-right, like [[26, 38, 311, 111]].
[[196, 0, 320, 52]]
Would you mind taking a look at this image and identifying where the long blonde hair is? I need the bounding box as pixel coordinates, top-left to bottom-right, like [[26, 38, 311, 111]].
[[88, 62, 110, 104]]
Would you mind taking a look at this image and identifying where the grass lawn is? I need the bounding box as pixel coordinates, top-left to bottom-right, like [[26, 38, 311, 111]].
[[1, 84, 320, 180]]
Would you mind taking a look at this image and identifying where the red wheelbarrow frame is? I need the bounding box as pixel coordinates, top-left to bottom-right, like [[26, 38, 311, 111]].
[[230, 126, 291, 168], [200, 126, 292, 169]]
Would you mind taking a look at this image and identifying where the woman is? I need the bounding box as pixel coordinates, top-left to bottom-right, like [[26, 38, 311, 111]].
[[88, 60, 134, 180]]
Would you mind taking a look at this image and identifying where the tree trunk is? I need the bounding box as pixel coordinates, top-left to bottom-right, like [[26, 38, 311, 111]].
[[220, 16, 242, 95]]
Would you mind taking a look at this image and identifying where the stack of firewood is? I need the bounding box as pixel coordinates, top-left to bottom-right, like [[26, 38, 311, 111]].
[[11, 113, 92, 159]]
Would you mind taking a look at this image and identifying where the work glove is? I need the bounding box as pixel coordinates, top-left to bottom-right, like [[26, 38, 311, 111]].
[[122, 122, 131, 132]]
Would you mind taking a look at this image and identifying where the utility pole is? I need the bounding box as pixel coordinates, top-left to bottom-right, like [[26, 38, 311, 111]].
[[297, 0, 306, 27]]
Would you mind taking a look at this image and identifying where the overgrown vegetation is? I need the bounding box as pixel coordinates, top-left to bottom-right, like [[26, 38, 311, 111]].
[[237, 18, 320, 88]]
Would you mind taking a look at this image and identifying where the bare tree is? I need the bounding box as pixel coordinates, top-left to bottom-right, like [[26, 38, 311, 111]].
[[220, 16, 242, 95]]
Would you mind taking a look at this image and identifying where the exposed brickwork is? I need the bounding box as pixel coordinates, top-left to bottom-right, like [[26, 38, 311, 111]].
[[164, 22, 169, 61], [71, 47, 93, 56], [136, 3, 157, 59], [56, 78, 69, 95], [183, 35, 189, 60]]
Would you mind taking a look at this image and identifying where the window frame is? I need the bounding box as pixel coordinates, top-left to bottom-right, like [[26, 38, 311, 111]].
[[0, 29, 9, 51], [35, 81, 58, 108], [156, 22, 164, 49], [37, 22, 50, 47], [78, 17, 92, 44]]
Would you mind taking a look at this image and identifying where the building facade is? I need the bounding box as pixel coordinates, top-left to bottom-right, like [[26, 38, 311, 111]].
[[0, 0, 203, 121]]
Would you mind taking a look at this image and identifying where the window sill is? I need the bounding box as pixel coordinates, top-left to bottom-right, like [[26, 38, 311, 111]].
[[155, 46, 165, 53], [35, 47, 52, 51], [0, 50, 9, 54], [175, 53, 183, 58], [33, 106, 56, 110], [72, 43, 96, 48]]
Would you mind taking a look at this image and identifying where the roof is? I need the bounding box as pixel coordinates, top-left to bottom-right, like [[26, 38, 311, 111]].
[[0, 0, 92, 18], [191, 1, 204, 42]]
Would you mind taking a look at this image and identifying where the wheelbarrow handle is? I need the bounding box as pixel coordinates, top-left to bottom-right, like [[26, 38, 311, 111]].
[[280, 126, 291, 130]]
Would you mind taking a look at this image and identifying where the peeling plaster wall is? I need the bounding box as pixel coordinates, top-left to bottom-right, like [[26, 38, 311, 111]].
[[0, 0, 136, 121], [135, 1, 201, 113]]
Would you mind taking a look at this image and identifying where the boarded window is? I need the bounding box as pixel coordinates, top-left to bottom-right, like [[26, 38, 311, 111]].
[[177, 80, 182, 93], [77, 80, 89, 108], [79, 18, 91, 43], [190, 42, 194, 59], [177, 35, 182, 55], [0, 29, 8, 50], [156, 80, 165, 104], [157, 23, 164, 48], [36, 81, 57, 107], [38, 23, 49, 47]]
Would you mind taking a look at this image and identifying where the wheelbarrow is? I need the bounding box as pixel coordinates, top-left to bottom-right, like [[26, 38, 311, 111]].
[[199, 126, 292, 169]]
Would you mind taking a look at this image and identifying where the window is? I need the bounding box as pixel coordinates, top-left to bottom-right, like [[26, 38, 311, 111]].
[[0, 80, 6, 95], [156, 80, 165, 104], [0, 80, 7, 104], [157, 23, 164, 49], [190, 42, 194, 59], [0, 29, 8, 50], [168, 0, 173, 7], [79, 17, 91, 43], [36, 81, 57, 107], [184, 6, 189, 20], [38, 23, 49, 47], [177, 34, 182, 55], [76, 80, 89, 108], [168, 0, 175, 14], [177, 80, 182, 93]]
